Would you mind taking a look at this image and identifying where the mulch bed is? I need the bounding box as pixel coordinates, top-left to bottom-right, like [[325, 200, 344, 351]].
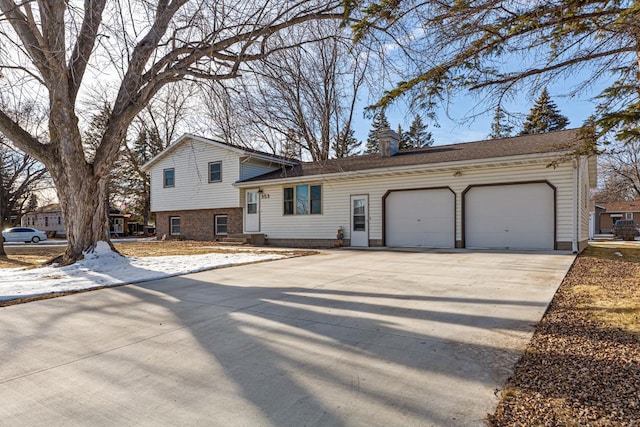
[[488, 247, 640, 425]]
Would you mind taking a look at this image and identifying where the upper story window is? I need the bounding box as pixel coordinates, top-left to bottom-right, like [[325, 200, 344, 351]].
[[163, 168, 175, 188], [284, 185, 321, 215], [209, 162, 222, 183]]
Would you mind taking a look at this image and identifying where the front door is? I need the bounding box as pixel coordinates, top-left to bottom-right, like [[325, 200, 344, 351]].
[[113, 218, 124, 234], [245, 190, 260, 232], [350, 195, 369, 247]]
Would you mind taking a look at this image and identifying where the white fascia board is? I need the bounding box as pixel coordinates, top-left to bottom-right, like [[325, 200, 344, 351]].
[[233, 150, 574, 188]]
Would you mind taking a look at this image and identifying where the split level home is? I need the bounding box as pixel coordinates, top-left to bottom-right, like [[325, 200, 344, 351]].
[[142, 128, 596, 252]]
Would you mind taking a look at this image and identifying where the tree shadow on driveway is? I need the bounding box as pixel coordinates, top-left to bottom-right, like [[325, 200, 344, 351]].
[[98, 273, 540, 426], [0, 251, 570, 426]]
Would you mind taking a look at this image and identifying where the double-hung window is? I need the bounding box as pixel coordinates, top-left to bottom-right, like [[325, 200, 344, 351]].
[[170, 217, 181, 235], [215, 215, 228, 235], [209, 162, 222, 183], [163, 168, 175, 188], [284, 185, 321, 215]]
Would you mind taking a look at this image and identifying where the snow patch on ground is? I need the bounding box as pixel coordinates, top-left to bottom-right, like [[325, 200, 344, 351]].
[[0, 242, 284, 301]]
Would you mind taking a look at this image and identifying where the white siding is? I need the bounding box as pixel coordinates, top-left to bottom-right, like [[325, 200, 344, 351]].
[[239, 159, 279, 181], [150, 139, 241, 212], [579, 156, 591, 242], [21, 211, 65, 234], [251, 160, 576, 244]]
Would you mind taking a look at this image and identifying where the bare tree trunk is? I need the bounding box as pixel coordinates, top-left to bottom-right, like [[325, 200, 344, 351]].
[[49, 164, 112, 264]]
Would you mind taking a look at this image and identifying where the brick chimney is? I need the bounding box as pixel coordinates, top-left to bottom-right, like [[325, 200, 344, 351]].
[[378, 127, 399, 157]]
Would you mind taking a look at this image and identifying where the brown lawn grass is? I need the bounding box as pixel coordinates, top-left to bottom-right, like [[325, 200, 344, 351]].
[[488, 245, 640, 425]]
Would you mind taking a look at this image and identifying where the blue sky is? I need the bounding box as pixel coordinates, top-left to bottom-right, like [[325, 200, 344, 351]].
[[350, 67, 609, 147], [351, 83, 601, 146]]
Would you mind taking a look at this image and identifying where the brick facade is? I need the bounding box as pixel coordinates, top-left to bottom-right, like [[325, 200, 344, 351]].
[[155, 208, 243, 240]]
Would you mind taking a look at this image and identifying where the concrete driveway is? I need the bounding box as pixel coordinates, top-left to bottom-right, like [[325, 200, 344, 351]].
[[0, 249, 574, 426]]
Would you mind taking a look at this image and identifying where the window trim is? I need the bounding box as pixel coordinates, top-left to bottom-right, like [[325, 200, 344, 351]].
[[170, 216, 181, 236], [283, 184, 322, 216], [626, 212, 633, 220], [283, 187, 294, 215], [214, 214, 228, 236], [163, 168, 175, 188], [208, 161, 222, 183]]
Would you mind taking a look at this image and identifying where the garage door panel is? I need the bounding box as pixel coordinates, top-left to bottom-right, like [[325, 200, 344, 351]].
[[386, 189, 455, 248], [465, 183, 554, 250]]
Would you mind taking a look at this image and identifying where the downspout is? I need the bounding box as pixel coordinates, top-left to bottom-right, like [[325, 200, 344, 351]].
[[571, 159, 580, 254]]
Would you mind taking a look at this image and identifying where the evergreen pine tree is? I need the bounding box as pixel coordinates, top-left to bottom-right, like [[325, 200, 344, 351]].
[[489, 106, 513, 139], [520, 89, 569, 135], [333, 126, 361, 158], [404, 115, 433, 148], [365, 111, 390, 154], [397, 124, 410, 150]]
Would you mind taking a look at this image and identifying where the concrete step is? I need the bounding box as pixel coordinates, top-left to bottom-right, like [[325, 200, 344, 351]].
[[221, 237, 250, 244], [227, 234, 251, 239], [218, 241, 249, 246]]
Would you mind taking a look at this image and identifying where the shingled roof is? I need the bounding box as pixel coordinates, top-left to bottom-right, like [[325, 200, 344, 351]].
[[239, 128, 583, 183], [598, 201, 640, 212]]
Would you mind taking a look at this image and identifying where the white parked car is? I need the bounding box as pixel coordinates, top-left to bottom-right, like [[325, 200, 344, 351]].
[[2, 227, 48, 243]]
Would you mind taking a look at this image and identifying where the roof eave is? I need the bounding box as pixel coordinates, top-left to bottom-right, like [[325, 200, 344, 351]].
[[234, 150, 575, 187]]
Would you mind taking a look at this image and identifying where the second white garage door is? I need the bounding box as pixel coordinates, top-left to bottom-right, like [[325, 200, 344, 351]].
[[465, 183, 554, 249], [385, 188, 455, 248]]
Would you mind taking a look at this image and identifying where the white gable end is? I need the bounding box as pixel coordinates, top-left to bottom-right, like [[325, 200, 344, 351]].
[[149, 138, 242, 212]]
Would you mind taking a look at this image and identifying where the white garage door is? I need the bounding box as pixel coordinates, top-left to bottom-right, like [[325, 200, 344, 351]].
[[465, 183, 554, 249], [386, 188, 455, 248]]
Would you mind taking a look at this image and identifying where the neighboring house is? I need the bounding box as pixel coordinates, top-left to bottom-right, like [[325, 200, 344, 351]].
[[595, 201, 640, 233], [21, 204, 132, 237], [21, 203, 65, 236], [142, 134, 297, 241], [146, 129, 596, 252]]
